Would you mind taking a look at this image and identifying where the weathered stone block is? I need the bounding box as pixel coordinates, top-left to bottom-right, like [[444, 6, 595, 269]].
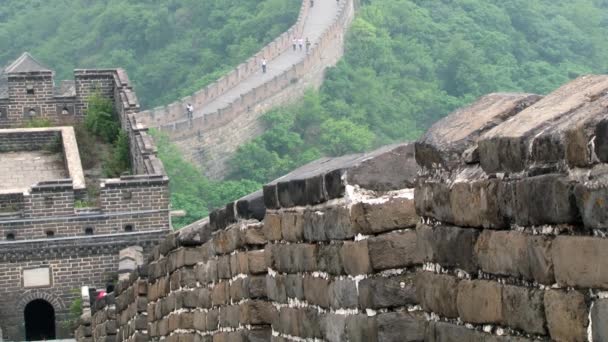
[[303, 276, 330, 308], [501, 285, 546, 335], [450, 176, 505, 229], [359, 274, 417, 309], [416, 92, 541, 170], [591, 299, 608, 342], [544, 290, 588, 342], [329, 278, 358, 309], [475, 230, 554, 284], [321, 314, 347, 342], [415, 272, 459, 318], [196, 260, 218, 285], [281, 211, 304, 242], [248, 250, 267, 274], [219, 305, 240, 328], [457, 280, 502, 324], [285, 274, 304, 300], [217, 255, 232, 279], [553, 236, 608, 289], [415, 180, 454, 223], [368, 230, 419, 270], [417, 224, 479, 273], [352, 196, 417, 234], [263, 213, 282, 241], [341, 241, 372, 275], [266, 274, 287, 303], [346, 315, 378, 342], [317, 244, 344, 275], [574, 179, 608, 229], [303, 210, 329, 241], [377, 312, 427, 342], [240, 300, 277, 325], [211, 281, 229, 306]]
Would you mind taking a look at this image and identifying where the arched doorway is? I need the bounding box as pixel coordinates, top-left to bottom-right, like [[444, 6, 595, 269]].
[[24, 299, 56, 341]]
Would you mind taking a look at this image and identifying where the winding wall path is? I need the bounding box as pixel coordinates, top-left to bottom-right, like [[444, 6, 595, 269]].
[[136, 0, 356, 179]]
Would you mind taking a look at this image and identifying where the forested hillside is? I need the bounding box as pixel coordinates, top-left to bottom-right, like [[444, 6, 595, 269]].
[[0, 0, 299, 107], [228, 0, 608, 183], [3, 0, 608, 228]]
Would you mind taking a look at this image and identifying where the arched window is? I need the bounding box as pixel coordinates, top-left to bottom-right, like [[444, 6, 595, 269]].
[[45, 230, 55, 238], [61, 106, 70, 115], [24, 299, 56, 341], [6, 233, 15, 241], [84, 227, 94, 235], [124, 224, 134, 232], [28, 108, 37, 116]]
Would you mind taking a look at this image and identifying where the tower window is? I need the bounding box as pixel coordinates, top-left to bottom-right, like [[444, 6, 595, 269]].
[[28, 108, 37, 116], [61, 106, 70, 115], [84, 227, 94, 235], [26, 85, 35, 95], [45, 230, 55, 238], [124, 224, 134, 232], [6, 233, 15, 241]]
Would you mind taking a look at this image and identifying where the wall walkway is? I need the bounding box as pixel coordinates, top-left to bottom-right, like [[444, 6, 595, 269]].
[[136, 0, 356, 179]]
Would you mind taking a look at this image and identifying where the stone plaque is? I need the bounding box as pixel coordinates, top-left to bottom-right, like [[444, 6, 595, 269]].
[[23, 267, 51, 288]]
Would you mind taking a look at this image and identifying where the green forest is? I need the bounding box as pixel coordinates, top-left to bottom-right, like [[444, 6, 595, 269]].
[[0, 0, 300, 107], [3, 0, 608, 227]]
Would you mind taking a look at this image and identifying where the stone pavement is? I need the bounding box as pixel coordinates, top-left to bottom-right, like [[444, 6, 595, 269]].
[[0, 151, 67, 192], [193, 0, 341, 117]]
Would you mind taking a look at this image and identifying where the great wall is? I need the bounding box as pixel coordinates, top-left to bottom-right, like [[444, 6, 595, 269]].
[[135, 0, 356, 179], [73, 75, 608, 341]]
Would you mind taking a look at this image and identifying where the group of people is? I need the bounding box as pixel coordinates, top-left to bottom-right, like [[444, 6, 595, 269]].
[[293, 37, 311, 52]]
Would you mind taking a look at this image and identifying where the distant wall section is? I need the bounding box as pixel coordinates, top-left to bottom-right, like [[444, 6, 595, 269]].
[[136, 0, 356, 179]]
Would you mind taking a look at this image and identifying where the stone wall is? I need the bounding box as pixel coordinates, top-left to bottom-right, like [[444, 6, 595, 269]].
[[0, 128, 60, 152], [77, 75, 608, 341], [0, 231, 164, 339], [136, 0, 356, 179]]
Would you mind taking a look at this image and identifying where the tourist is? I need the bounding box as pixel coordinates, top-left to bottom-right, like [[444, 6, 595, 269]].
[[298, 38, 304, 51], [186, 103, 194, 119], [310, 0, 314, 7], [293, 38, 297, 51], [305, 38, 311, 53], [262, 58, 267, 73]]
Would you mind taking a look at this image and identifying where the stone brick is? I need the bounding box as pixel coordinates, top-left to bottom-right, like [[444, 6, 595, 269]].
[[243, 225, 267, 245], [574, 181, 608, 229], [214, 228, 242, 255], [266, 274, 287, 303], [217, 256, 232, 279], [449, 177, 504, 229], [321, 314, 347, 342], [377, 311, 427, 342], [219, 305, 240, 328], [303, 276, 330, 308], [553, 236, 608, 289], [591, 299, 608, 342], [368, 230, 419, 270], [359, 274, 417, 309], [303, 210, 328, 241], [341, 241, 372, 275], [544, 290, 588, 342], [195, 260, 218, 285], [281, 211, 304, 242], [457, 280, 502, 324], [323, 206, 358, 240], [193, 311, 207, 331], [329, 278, 358, 309], [425, 321, 534, 342], [263, 213, 282, 241], [248, 250, 267, 274], [352, 196, 417, 234], [475, 230, 554, 284], [346, 314, 378, 342], [240, 300, 277, 325], [317, 244, 344, 275], [501, 285, 546, 335], [417, 224, 479, 273], [211, 282, 229, 306], [415, 272, 459, 318], [285, 274, 304, 300]]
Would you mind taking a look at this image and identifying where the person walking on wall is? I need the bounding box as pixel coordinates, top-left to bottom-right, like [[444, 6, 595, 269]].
[[292, 38, 297, 51], [310, 0, 314, 7], [298, 38, 304, 51], [262, 58, 267, 73], [186, 103, 194, 119], [305, 38, 311, 53]]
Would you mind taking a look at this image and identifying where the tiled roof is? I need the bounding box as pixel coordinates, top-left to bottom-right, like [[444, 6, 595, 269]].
[[4, 52, 53, 74]]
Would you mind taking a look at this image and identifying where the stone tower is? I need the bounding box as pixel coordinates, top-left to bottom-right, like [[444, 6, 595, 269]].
[[0, 53, 171, 340]]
